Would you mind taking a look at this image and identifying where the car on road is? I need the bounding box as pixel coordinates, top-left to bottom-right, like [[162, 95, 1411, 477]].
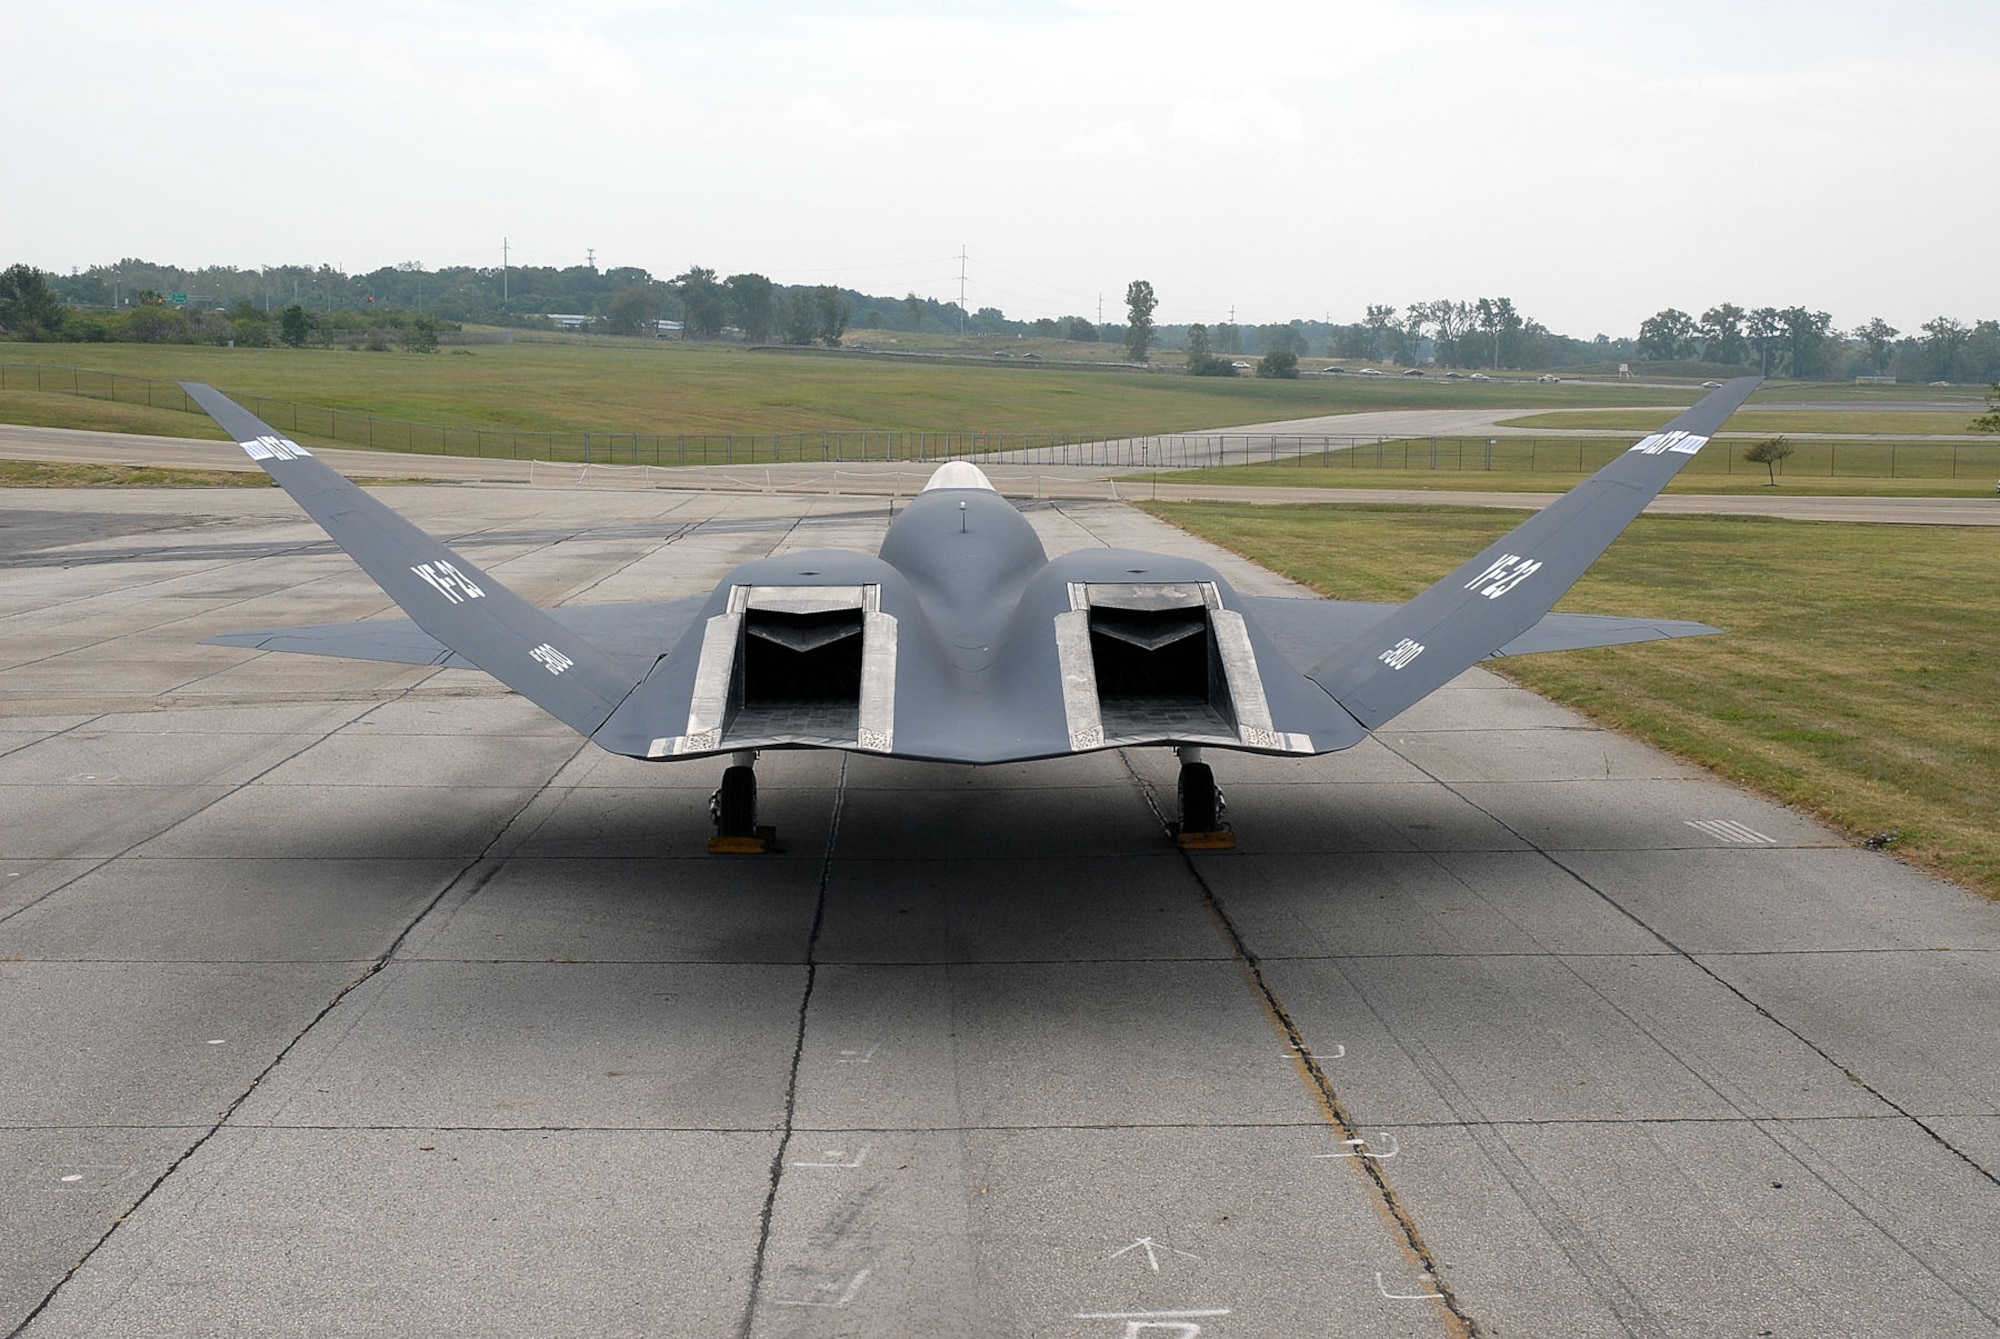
[[1232, 361, 1253, 370], [1469, 372, 1490, 381], [1020, 352, 1043, 361], [1701, 380, 1723, 388], [1537, 374, 1561, 383], [1318, 366, 1346, 375], [1358, 367, 1384, 376], [1403, 368, 1425, 377]]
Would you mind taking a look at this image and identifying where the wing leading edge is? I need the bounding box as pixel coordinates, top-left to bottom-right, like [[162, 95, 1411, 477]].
[[185, 379, 1753, 768], [1305, 376, 1760, 729], [180, 383, 643, 737]]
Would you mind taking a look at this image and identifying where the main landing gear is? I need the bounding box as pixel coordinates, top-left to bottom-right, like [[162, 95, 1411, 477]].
[[709, 751, 776, 853], [1173, 746, 1235, 850]]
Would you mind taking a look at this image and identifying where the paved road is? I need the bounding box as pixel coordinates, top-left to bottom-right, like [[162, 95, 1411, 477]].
[[2, 483, 1995, 1337], [4, 422, 1998, 526]]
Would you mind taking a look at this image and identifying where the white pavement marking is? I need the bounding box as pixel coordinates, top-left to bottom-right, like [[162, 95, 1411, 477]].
[[1685, 818, 1777, 844]]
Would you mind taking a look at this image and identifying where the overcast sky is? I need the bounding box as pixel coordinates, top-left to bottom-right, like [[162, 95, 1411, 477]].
[[9, 0, 1995, 336]]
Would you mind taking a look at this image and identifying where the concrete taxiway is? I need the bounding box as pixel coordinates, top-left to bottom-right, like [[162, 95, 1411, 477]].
[[2, 482, 1997, 1337]]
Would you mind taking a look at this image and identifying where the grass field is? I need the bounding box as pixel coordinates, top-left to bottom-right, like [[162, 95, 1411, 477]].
[[1501, 408, 1990, 435], [1138, 436, 2000, 493], [0, 389, 234, 440], [1143, 501, 2000, 898], [0, 342, 1696, 440], [0, 459, 272, 487]]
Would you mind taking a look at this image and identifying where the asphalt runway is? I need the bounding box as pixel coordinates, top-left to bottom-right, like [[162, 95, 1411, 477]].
[[3, 483, 1997, 1337]]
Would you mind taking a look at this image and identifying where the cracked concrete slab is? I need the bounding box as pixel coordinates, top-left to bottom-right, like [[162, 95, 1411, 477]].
[[4, 480, 1995, 1339]]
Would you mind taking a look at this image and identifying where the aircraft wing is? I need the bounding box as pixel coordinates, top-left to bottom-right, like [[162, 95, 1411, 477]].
[[180, 383, 644, 737], [1236, 595, 1720, 669], [203, 596, 712, 674], [1305, 376, 1760, 728]]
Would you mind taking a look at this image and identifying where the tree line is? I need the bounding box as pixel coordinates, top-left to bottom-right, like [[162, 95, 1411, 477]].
[[1635, 304, 2000, 384], [5, 258, 2000, 384]]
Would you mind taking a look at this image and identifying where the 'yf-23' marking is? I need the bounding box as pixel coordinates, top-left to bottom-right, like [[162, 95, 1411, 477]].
[[1465, 553, 1542, 600], [411, 560, 485, 605]]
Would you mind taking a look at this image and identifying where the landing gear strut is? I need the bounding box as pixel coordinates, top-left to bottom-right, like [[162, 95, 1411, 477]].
[[709, 751, 776, 853], [1173, 746, 1235, 850]]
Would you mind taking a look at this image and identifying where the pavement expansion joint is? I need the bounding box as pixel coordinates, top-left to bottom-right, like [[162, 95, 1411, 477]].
[[1384, 732, 2000, 1194], [739, 753, 846, 1339], [0, 705, 378, 931], [3, 740, 588, 1334], [1116, 748, 1482, 1338]]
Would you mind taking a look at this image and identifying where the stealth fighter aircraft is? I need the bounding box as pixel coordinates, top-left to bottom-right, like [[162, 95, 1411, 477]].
[[181, 378, 1760, 849]]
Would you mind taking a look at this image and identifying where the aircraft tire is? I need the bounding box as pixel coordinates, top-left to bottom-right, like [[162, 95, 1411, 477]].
[[716, 765, 757, 836], [1178, 761, 1219, 834]]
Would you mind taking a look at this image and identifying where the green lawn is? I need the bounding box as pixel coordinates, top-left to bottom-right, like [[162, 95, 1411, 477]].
[[1143, 501, 2000, 897], [0, 341, 1693, 440], [0, 459, 272, 487]]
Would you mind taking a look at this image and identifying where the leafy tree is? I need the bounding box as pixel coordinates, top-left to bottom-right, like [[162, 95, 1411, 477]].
[[1779, 307, 1836, 379], [1966, 321, 2000, 383], [1061, 315, 1096, 342], [1255, 350, 1299, 379], [1920, 316, 1971, 382], [725, 273, 776, 342], [1416, 299, 1480, 367], [123, 304, 182, 342], [1362, 304, 1398, 361], [1491, 298, 1523, 366], [403, 315, 439, 353], [1698, 303, 1748, 365], [1470, 298, 1502, 368], [0, 264, 66, 340], [1747, 307, 1783, 375], [813, 285, 849, 346], [1637, 308, 1695, 360], [279, 303, 310, 348], [1972, 384, 2000, 433], [1123, 280, 1156, 362], [675, 266, 726, 339], [605, 285, 662, 336], [229, 316, 271, 347], [1852, 317, 1897, 375], [780, 291, 819, 345], [1184, 323, 1234, 376], [904, 292, 926, 332], [1743, 435, 1795, 484]]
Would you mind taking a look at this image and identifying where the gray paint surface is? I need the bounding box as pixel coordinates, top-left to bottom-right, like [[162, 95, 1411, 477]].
[[170, 381, 1755, 767]]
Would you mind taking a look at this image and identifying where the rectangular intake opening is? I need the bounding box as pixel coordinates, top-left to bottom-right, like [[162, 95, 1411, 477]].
[[742, 607, 865, 706], [1089, 605, 1212, 704]]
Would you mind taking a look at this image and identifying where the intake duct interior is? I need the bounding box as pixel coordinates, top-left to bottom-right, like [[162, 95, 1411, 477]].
[[1088, 605, 1212, 702], [742, 608, 864, 704]]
